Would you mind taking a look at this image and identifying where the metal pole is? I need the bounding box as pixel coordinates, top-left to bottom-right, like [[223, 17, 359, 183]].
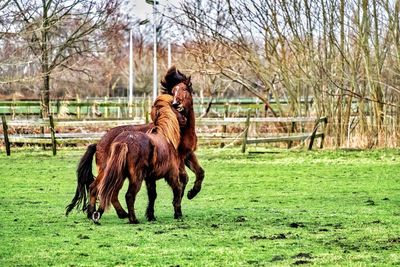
[[167, 40, 171, 68], [129, 29, 134, 115], [152, 1, 157, 102]]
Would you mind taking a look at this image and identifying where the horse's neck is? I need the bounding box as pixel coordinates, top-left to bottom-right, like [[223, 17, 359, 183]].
[[151, 122, 180, 150], [184, 108, 196, 133], [180, 109, 197, 150]]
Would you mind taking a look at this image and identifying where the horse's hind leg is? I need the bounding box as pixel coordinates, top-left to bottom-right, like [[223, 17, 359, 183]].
[[92, 176, 127, 225], [145, 179, 157, 221], [88, 168, 128, 220], [167, 173, 183, 219], [111, 191, 128, 219], [185, 152, 205, 200], [178, 161, 189, 199], [125, 180, 142, 224]]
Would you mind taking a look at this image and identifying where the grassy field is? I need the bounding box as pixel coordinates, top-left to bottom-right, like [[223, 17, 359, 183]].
[[0, 147, 399, 266]]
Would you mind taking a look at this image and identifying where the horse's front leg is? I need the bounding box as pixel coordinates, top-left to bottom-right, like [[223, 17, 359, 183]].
[[89, 172, 103, 224], [185, 151, 205, 199], [87, 174, 100, 220]]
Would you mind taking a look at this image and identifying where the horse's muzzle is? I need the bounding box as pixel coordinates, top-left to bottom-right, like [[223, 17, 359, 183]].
[[172, 101, 184, 112]]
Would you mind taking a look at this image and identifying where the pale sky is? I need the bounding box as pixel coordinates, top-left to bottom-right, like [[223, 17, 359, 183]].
[[132, 0, 181, 20]]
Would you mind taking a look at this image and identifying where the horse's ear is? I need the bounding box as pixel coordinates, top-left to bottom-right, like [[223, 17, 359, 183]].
[[186, 76, 193, 93], [161, 65, 179, 94], [169, 65, 177, 73]]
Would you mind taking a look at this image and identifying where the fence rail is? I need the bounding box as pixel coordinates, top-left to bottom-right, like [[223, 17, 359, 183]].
[[0, 97, 314, 119], [6, 119, 146, 128], [197, 117, 318, 125]]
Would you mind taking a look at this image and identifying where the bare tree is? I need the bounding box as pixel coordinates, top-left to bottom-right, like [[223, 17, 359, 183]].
[[166, 0, 400, 147], [2, 0, 119, 117]]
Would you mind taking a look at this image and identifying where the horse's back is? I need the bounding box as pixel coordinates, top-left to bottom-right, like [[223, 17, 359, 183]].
[[114, 131, 152, 157], [96, 123, 154, 165]]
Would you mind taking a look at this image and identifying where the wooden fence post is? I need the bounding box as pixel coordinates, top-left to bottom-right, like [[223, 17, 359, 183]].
[[117, 98, 121, 119], [146, 96, 151, 123], [49, 115, 57, 156], [308, 118, 322, 150], [220, 103, 229, 148], [11, 98, 16, 119], [2, 115, 10, 156], [320, 117, 328, 149], [141, 94, 145, 119], [76, 95, 81, 119], [56, 99, 60, 116], [241, 109, 251, 153], [145, 106, 149, 124], [287, 121, 296, 149], [104, 96, 109, 118]]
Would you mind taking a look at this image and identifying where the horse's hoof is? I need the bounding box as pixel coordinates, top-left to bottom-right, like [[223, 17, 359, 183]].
[[128, 219, 140, 224], [92, 211, 101, 223], [146, 215, 157, 222], [87, 205, 96, 219], [174, 213, 183, 220], [187, 189, 198, 200], [117, 211, 129, 219]]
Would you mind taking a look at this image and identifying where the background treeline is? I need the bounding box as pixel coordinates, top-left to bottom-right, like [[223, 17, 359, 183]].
[[1, 0, 399, 148]]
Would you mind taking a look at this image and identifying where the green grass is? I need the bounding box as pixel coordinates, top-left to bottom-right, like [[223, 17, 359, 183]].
[[0, 147, 400, 266]]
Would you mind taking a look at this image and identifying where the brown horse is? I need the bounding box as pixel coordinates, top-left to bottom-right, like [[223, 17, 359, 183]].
[[65, 67, 204, 219], [93, 94, 183, 224], [90, 80, 194, 221]]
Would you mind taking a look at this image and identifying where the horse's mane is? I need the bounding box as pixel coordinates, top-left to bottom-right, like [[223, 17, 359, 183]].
[[161, 65, 193, 94], [150, 94, 181, 150]]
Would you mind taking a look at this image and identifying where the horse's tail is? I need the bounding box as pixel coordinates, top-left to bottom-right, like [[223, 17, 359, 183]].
[[98, 142, 128, 211], [65, 144, 96, 216]]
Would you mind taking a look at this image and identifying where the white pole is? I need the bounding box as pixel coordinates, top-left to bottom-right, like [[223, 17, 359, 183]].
[[128, 29, 134, 115], [152, 1, 157, 102], [167, 40, 171, 68]]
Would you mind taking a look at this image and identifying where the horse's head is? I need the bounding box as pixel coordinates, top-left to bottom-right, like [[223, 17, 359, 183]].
[[160, 66, 194, 129], [161, 65, 189, 93], [171, 79, 193, 117], [161, 66, 194, 115]]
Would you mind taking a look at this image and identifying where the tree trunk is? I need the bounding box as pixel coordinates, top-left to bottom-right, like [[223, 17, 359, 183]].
[[40, 1, 50, 118], [372, 0, 384, 144], [337, 0, 345, 147], [41, 73, 50, 118]]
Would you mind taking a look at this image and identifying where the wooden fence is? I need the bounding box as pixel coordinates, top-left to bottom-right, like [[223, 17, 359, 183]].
[[1, 113, 327, 155], [196, 112, 328, 152], [0, 97, 314, 119]]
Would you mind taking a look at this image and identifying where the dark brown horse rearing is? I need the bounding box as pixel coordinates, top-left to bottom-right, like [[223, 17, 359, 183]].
[[65, 66, 204, 220], [93, 94, 183, 223]]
